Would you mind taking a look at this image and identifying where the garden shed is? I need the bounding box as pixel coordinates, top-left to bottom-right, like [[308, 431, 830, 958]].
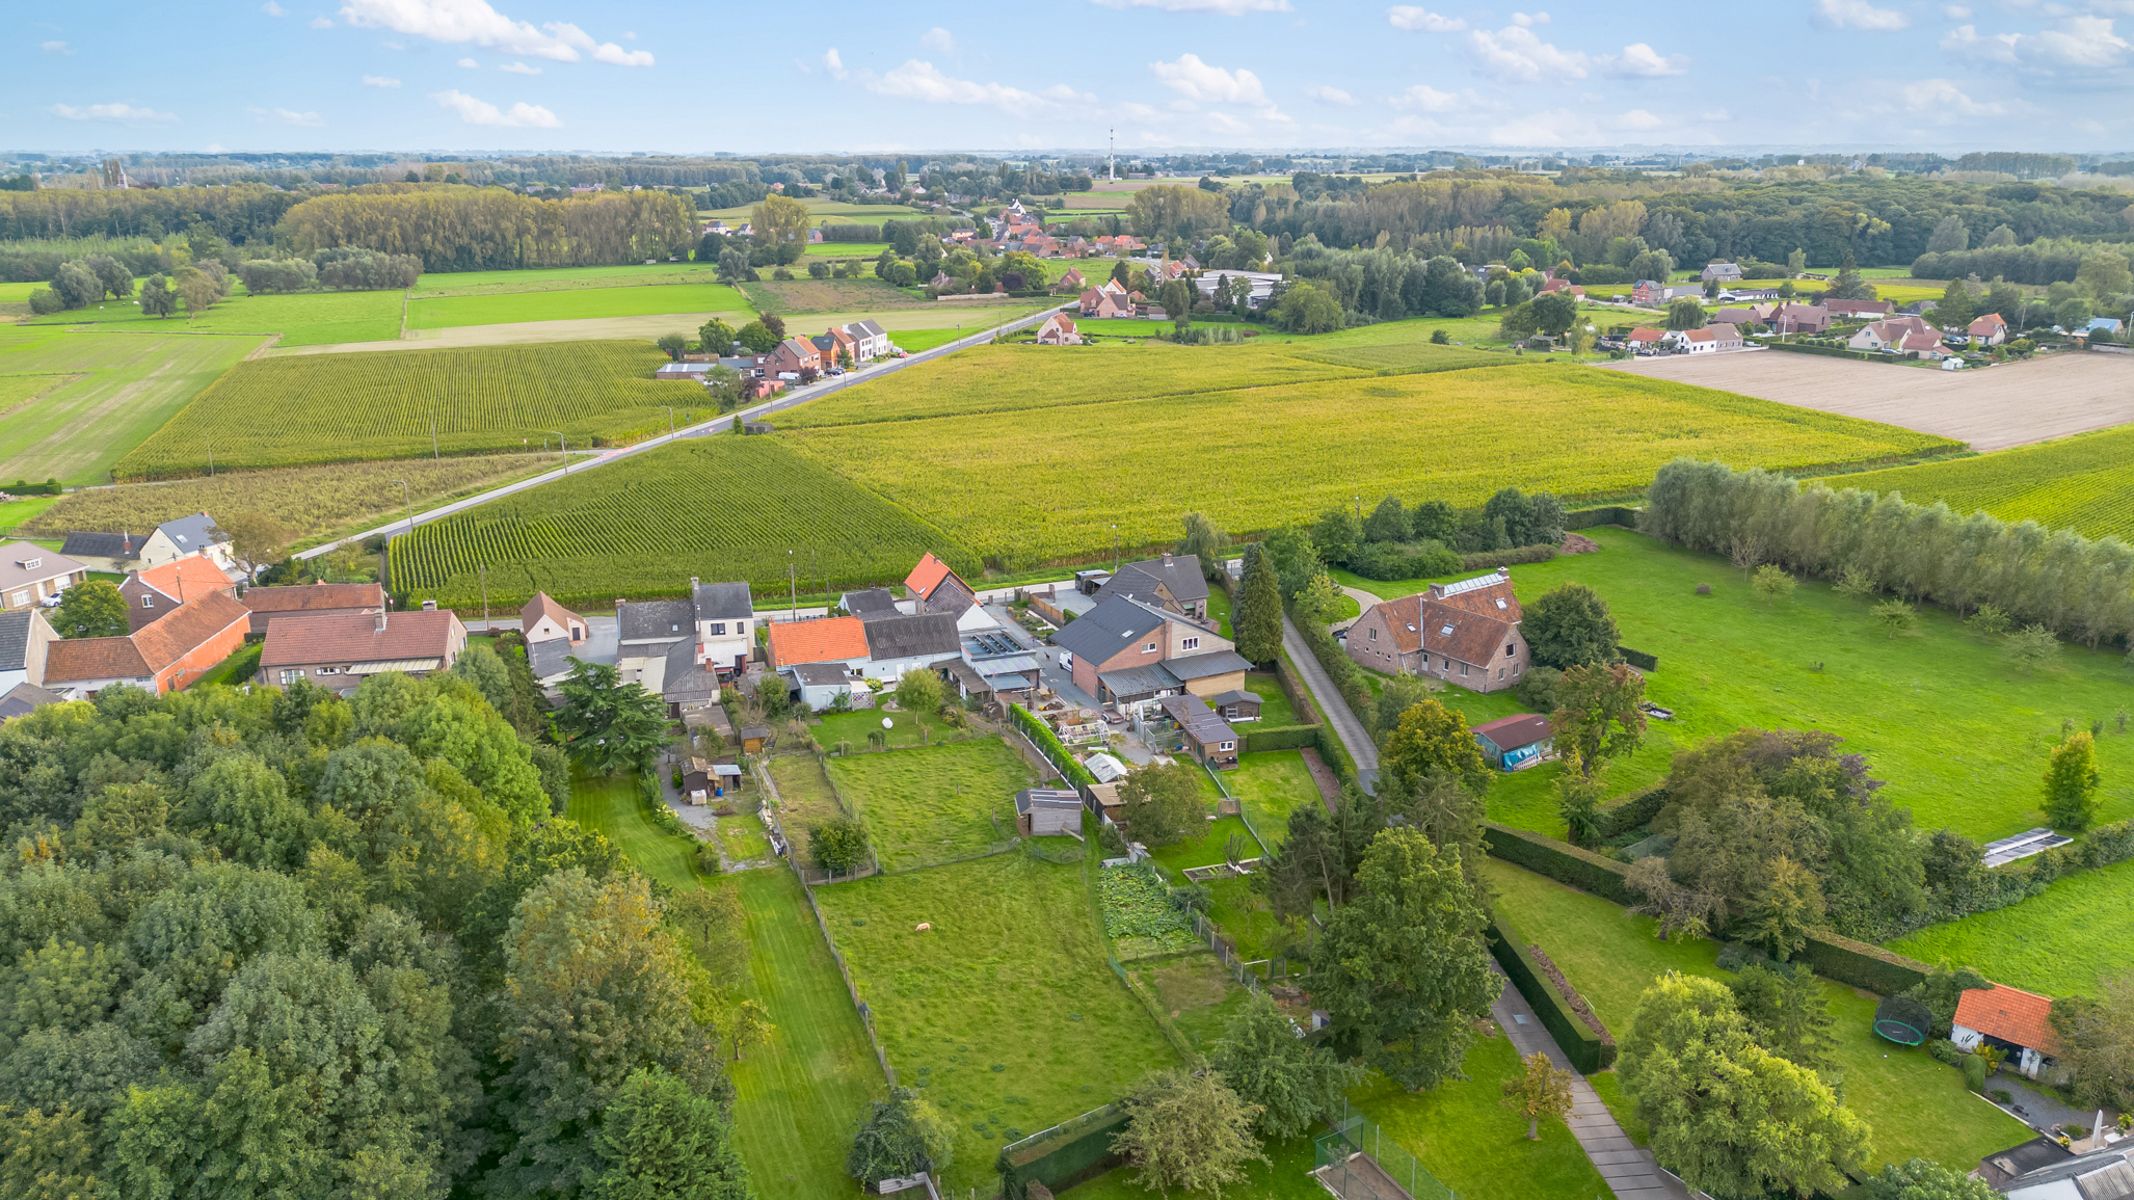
[[1953, 984, 2060, 1080], [1015, 789, 1084, 838], [1472, 713, 1556, 770]]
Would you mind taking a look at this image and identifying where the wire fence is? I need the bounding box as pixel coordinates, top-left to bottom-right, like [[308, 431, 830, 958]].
[[792, 866, 900, 1090], [1313, 1104, 1455, 1200]]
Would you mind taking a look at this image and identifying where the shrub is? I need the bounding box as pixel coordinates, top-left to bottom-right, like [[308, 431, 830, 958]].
[[1962, 1054, 1988, 1093], [808, 816, 870, 873], [1927, 1039, 1965, 1066]]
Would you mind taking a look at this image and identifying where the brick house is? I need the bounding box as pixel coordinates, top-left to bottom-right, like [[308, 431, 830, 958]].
[[1766, 303, 1832, 335], [0, 543, 89, 612], [1848, 316, 1950, 359], [120, 557, 238, 632], [767, 337, 822, 377], [241, 582, 386, 637], [764, 614, 871, 673], [1345, 569, 1529, 694], [1035, 313, 1083, 345], [1051, 595, 1249, 714], [32, 590, 251, 699], [1823, 298, 1894, 320], [1093, 553, 1210, 621], [259, 608, 468, 695], [844, 319, 891, 360]]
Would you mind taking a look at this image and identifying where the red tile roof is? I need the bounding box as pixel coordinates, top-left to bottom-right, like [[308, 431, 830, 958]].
[[1969, 312, 2008, 335], [244, 581, 386, 616], [44, 590, 250, 683], [520, 590, 582, 633], [1955, 984, 2059, 1055], [1472, 713, 1553, 750], [1628, 327, 1664, 342], [766, 615, 870, 667], [259, 609, 463, 669], [905, 552, 957, 600], [132, 556, 235, 604]]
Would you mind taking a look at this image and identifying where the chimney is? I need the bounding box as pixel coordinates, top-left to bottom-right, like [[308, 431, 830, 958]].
[[421, 599, 437, 612], [1160, 551, 1173, 568], [375, 608, 389, 633]]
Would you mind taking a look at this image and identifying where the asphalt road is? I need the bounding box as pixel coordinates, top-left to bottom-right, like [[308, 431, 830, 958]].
[[1281, 613, 1381, 794], [294, 303, 1064, 561]]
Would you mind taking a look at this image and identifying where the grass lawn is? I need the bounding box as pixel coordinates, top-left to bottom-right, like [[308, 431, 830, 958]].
[[24, 287, 404, 346], [1485, 858, 2031, 1170], [405, 282, 751, 329], [1385, 527, 2134, 844], [0, 494, 61, 533], [813, 850, 1180, 1195], [412, 263, 728, 296], [1206, 585, 1233, 639], [824, 738, 1034, 870], [881, 327, 966, 353], [1125, 950, 1251, 1052], [813, 705, 960, 751], [805, 241, 891, 258], [725, 869, 885, 1199], [767, 753, 849, 836], [565, 770, 705, 889], [1890, 855, 2134, 999], [1227, 750, 1322, 851], [1201, 873, 1285, 962], [1243, 672, 1297, 726], [0, 324, 264, 485], [716, 812, 773, 863], [1149, 814, 1264, 874], [1062, 1031, 1609, 1200]]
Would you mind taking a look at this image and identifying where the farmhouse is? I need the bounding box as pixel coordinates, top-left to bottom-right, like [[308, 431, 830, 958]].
[[857, 612, 961, 681], [1015, 788, 1083, 837], [1472, 713, 1555, 770], [1159, 692, 1240, 770], [1625, 327, 1665, 353], [765, 615, 871, 673], [1051, 595, 1248, 714], [1052, 268, 1087, 294], [1092, 552, 1210, 621], [1538, 276, 1586, 299], [259, 608, 468, 695], [1824, 298, 1894, 320], [241, 581, 386, 637], [1700, 261, 1744, 284], [905, 551, 998, 633], [1952, 984, 2059, 1081], [1710, 307, 1759, 326], [1034, 313, 1083, 345], [1849, 316, 1950, 359], [0, 543, 88, 612], [1661, 325, 1742, 355], [120, 557, 238, 631], [1968, 312, 2009, 346], [1344, 569, 1529, 694], [34, 590, 252, 699]]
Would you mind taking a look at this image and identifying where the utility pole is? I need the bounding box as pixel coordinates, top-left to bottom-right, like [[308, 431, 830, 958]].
[[479, 564, 489, 625], [543, 429, 570, 474], [787, 549, 797, 619], [662, 404, 675, 437], [1111, 523, 1120, 572], [430, 413, 440, 460]]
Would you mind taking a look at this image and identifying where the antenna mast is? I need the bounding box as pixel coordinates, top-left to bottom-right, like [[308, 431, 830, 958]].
[[1107, 128, 1116, 182]]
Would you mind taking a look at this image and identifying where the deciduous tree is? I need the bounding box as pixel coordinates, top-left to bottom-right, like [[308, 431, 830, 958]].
[[49, 580, 126, 639], [1379, 699, 1490, 798], [1523, 584, 1620, 670], [1112, 1068, 1266, 1199], [2044, 730, 2101, 832], [847, 1086, 953, 1188], [1211, 992, 1361, 1139], [1117, 761, 1205, 847], [1503, 1051, 1575, 1140], [1551, 663, 1646, 779]]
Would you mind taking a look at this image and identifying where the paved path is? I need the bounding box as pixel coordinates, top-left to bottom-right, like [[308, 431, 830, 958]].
[[1331, 583, 1381, 633], [1280, 613, 1379, 794], [294, 303, 1065, 561], [1493, 978, 1695, 1200]]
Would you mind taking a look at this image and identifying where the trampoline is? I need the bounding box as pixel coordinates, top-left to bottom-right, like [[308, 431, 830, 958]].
[[1874, 995, 1933, 1046]]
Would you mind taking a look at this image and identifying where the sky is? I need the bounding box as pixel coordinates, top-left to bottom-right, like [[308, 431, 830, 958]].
[[10, 0, 2134, 156]]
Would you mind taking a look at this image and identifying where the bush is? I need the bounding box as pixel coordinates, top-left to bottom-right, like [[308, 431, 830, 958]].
[[1963, 1054, 1988, 1093], [808, 816, 870, 873], [1793, 928, 1931, 996], [1617, 646, 1660, 671], [1010, 703, 1094, 788], [1595, 787, 1670, 840], [1242, 724, 1319, 752], [1482, 822, 1635, 905], [1347, 539, 1459, 582], [1457, 542, 1558, 571], [1927, 1039, 1965, 1066], [1513, 666, 1562, 713]]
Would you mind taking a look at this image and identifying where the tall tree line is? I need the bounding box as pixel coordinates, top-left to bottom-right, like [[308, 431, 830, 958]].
[[272, 185, 696, 272], [0, 185, 296, 245], [1643, 459, 2134, 649]]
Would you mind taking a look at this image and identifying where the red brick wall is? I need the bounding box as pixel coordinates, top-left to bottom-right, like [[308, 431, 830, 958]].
[[155, 617, 251, 693]]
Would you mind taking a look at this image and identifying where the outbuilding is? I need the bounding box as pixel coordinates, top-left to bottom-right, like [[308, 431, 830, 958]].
[[1160, 692, 1239, 770], [1953, 984, 2060, 1080], [1472, 713, 1555, 770], [1016, 788, 1084, 837]]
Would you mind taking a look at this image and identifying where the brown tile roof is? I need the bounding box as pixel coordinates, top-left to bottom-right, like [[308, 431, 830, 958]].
[[1363, 594, 1425, 655], [520, 590, 581, 633], [766, 615, 869, 667], [42, 631, 150, 683], [132, 556, 236, 604], [259, 609, 462, 669], [1969, 312, 2008, 335], [1956, 984, 2059, 1055], [1472, 713, 1553, 750], [1427, 571, 1522, 621], [244, 582, 386, 616], [1627, 327, 1664, 342], [44, 590, 250, 683], [1421, 601, 1519, 670]]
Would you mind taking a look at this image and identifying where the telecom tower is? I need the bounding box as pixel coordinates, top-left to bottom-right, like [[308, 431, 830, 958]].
[[1107, 129, 1116, 181]]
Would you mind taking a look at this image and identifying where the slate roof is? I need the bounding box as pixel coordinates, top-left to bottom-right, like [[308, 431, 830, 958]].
[[1051, 596, 1167, 663], [0, 543, 88, 592], [259, 608, 460, 670], [1163, 649, 1251, 681], [1110, 554, 1207, 606], [526, 637, 575, 682], [841, 588, 902, 619], [863, 612, 960, 661], [0, 682, 64, 720], [1472, 713, 1554, 751], [691, 580, 753, 621], [246, 582, 385, 617], [847, 319, 886, 339], [0, 610, 28, 672], [60, 531, 139, 562], [661, 638, 720, 704], [920, 574, 978, 619], [616, 599, 695, 643], [767, 616, 869, 666], [1955, 984, 2059, 1055], [787, 661, 854, 686], [157, 514, 227, 553]]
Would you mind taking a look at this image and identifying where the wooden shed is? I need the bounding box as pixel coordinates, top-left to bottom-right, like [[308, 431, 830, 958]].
[[1016, 788, 1084, 838]]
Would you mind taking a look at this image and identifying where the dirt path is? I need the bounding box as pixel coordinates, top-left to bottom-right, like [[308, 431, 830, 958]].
[[1600, 350, 2134, 451]]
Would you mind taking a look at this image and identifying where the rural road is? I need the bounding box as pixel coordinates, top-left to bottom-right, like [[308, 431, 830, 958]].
[[1280, 613, 1380, 794], [294, 303, 1066, 560]]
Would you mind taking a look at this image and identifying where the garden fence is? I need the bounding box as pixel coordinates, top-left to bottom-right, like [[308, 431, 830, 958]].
[[1107, 956, 1197, 1060], [1314, 1104, 1455, 1200], [1187, 909, 1272, 994], [793, 873, 899, 1089]]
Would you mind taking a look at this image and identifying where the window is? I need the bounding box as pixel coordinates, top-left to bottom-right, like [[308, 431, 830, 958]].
[[279, 670, 302, 685], [708, 622, 726, 636], [1498, 667, 1506, 679], [317, 667, 340, 676], [141, 596, 156, 608], [1459, 663, 1469, 676], [8, 591, 24, 607], [1506, 643, 1516, 657], [1368, 628, 1378, 642], [1144, 642, 1157, 653], [1181, 636, 1199, 651]]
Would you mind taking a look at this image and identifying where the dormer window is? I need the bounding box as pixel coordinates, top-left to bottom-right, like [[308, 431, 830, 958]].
[[18, 558, 39, 571], [1496, 598, 1507, 609], [1440, 624, 1454, 637]]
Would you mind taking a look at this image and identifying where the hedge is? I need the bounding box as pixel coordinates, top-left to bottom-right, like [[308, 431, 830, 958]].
[[3, 478, 61, 496], [1488, 914, 1617, 1073], [1458, 541, 1559, 571], [1617, 646, 1660, 671], [1595, 786, 1669, 841], [1796, 929, 1932, 996], [997, 1103, 1130, 1200], [1010, 703, 1095, 788], [1567, 505, 1639, 530], [1243, 723, 1320, 752], [1483, 821, 1635, 905]]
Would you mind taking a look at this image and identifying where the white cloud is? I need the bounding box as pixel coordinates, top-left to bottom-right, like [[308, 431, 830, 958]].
[[1091, 0, 1289, 11], [1149, 52, 1269, 104], [1944, 15, 2132, 69], [866, 60, 1085, 113], [1390, 83, 1464, 112], [499, 59, 540, 73], [311, 15, 333, 27], [1814, 0, 1908, 31], [457, 56, 479, 67], [430, 88, 559, 126], [1615, 107, 1663, 131], [1604, 42, 1689, 77], [1470, 23, 1588, 79], [1386, 5, 1464, 31], [920, 26, 955, 53], [338, 0, 651, 66], [1900, 77, 2007, 116], [49, 101, 177, 123], [262, 0, 285, 13], [824, 47, 846, 79], [1306, 84, 1357, 105], [361, 74, 402, 86], [1943, 3, 1971, 17], [39, 39, 71, 54], [1510, 10, 1549, 26], [251, 106, 325, 126]]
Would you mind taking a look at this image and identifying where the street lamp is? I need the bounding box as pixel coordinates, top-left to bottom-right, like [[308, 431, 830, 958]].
[[542, 429, 570, 474]]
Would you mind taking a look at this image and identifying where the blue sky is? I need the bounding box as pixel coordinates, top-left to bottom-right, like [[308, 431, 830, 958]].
[[11, 0, 2134, 155]]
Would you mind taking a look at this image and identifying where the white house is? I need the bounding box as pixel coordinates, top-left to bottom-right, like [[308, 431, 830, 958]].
[[843, 319, 892, 360], [690, 579, 755, 677], [856, 612, 962, 682], [1849, 316, 1949, 359], [138, 514, 238, 574], [1661, 326, 1741, 355], [1951, 984, 2059, 1081]]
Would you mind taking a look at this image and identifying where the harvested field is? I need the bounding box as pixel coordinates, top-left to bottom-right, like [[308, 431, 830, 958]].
[[1601, 350, 2134, 450]]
